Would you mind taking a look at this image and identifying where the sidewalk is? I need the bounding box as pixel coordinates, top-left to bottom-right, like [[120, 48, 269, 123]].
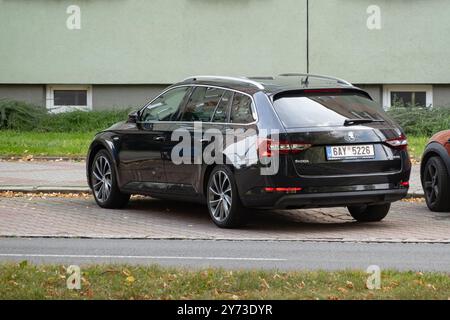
[[0, 160, 424, 196], [0, 161, 88, 192]]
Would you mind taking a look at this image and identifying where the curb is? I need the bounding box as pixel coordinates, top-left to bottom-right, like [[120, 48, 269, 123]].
[[0, 186, 425, 198], [0, 186, 91, 193], [405, 192, 425, 198], [0, 156, 86, 162]]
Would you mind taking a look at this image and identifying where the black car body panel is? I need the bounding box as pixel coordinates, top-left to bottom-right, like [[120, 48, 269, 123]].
[[87, 75, 411, 210]]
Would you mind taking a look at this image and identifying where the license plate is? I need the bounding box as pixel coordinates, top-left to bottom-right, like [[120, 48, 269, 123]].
[[326, 145, 375, 160]]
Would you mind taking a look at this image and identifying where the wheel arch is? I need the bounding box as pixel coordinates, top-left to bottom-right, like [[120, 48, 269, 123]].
[[421, 142, 450, 180], [201, 162, 236, 198], [86, 135, 120, 189]]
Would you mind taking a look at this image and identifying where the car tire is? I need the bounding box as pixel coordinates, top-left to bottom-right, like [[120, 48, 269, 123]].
[[347, 203, 391, 222], [91, 149, 130, 209], [422, 156, 450, 212], [206, 165, 245, 228]]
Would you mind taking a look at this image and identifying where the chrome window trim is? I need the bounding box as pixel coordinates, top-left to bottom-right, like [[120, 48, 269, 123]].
[[138, 84, 259, 125]]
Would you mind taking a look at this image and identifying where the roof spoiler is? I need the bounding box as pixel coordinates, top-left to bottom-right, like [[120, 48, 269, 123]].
[[272, 88, 372, 101]]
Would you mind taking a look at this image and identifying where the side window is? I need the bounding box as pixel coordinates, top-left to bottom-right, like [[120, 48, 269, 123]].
[[212, 91, 233, 122], [140, 87, 190, 122], [181, 87, 225, 122], [230, 93, 255, 123]]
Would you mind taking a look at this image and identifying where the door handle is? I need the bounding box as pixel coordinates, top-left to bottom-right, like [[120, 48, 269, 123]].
[[153, 136, 166, 142], [199, 139, 210, 143]]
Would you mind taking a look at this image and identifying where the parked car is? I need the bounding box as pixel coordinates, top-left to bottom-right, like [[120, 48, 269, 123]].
[[86, 74, 411, 228], [421, 130, 450, 211]]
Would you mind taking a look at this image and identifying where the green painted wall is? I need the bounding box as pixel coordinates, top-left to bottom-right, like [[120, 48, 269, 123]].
[[1, 0, 450, 85], [0, 0, 307, 84], [310, 0, 450, 84]]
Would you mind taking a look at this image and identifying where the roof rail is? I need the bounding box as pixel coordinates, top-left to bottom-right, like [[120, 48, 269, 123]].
[[279, 73, 352, 86], [183, 75, 265, 90]]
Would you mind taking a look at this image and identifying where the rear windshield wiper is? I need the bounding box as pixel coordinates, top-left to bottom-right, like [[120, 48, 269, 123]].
[[344, 118, 385, 126]]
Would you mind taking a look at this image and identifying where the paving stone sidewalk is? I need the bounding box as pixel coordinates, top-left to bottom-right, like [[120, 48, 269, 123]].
[[0, 196, 447, 242], [0, 161, 423, 196]]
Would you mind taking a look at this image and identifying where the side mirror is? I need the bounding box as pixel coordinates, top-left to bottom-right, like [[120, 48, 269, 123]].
[[127, 111, 139, 123]]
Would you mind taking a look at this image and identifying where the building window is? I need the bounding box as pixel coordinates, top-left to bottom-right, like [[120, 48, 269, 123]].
[[383, 85, 432, 109], [46, 85, 92, 113]]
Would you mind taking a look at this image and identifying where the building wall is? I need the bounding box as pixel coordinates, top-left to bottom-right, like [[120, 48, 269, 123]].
[[433, 85, 450, 108], [3, 83, 450, 111], [310, 0, 450, 84], [355, 84, 382, 105], [0, 84, 169, 109], [92, 85, 169, 110], [2, 0, 450, 85], [0, 85, 45, 105], [0, 0, 307, 84], [2, 1, 450, 109]]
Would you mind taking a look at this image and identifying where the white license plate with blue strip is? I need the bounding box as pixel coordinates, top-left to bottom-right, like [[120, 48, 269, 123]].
[[326, 145, 375, 160]]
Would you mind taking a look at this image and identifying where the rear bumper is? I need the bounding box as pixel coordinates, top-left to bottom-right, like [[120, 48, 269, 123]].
[[243, 189, 408, 209]]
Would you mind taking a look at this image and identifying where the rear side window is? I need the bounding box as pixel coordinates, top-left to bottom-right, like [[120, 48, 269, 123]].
[[181, 87, 225, 122], [272, 93, 389, 128], [212, 90, 233, 122], [230, 93, 254, 124]]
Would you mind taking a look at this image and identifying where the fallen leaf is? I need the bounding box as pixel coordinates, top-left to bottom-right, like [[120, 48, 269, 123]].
[[426, 284, 437, 291], [260, 278, 270, 289], [122, 269, 131, 277]]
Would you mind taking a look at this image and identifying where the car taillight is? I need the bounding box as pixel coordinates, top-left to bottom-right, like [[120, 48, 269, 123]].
[[385, 135, 408, 150], [259, 139, 312, 157], [400, 181, 409, 188], [265, 187, 302, 193]]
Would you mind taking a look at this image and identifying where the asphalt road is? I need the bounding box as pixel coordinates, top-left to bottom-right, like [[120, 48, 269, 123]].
[[0, 238, 449, 271]]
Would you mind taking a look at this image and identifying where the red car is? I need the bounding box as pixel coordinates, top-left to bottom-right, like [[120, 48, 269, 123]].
[[421, 130, 450, 211]]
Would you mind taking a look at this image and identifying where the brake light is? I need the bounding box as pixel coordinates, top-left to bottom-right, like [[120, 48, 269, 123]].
[[265, 187, 302, 193], [259, 139, 312, 157], [385, 135, 408, 150], [303, 89, 342, 94]]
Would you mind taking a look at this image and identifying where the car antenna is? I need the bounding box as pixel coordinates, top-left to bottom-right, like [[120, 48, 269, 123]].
[[301, 75, 309, 86]]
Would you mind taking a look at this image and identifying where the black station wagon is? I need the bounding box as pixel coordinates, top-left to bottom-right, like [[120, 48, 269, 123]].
[[87, 74, 411, 228]]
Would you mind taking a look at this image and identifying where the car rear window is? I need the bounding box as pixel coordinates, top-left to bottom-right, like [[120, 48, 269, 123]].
[[272, 92, 389, 128]]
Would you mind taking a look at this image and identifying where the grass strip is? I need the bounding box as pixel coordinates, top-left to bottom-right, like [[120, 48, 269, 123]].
[[0, 263, 449, 300]]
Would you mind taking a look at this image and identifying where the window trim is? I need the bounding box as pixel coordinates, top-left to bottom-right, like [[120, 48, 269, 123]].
[[46, 85, 92, 112], [138, 84, 258, 125], [382, 85, 433, 110]]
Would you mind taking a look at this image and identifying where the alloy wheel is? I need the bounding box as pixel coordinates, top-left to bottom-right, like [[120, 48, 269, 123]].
[[424, 162, 440, 205], [92, 156, 112, 202], [208, 170, 232, 222]]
